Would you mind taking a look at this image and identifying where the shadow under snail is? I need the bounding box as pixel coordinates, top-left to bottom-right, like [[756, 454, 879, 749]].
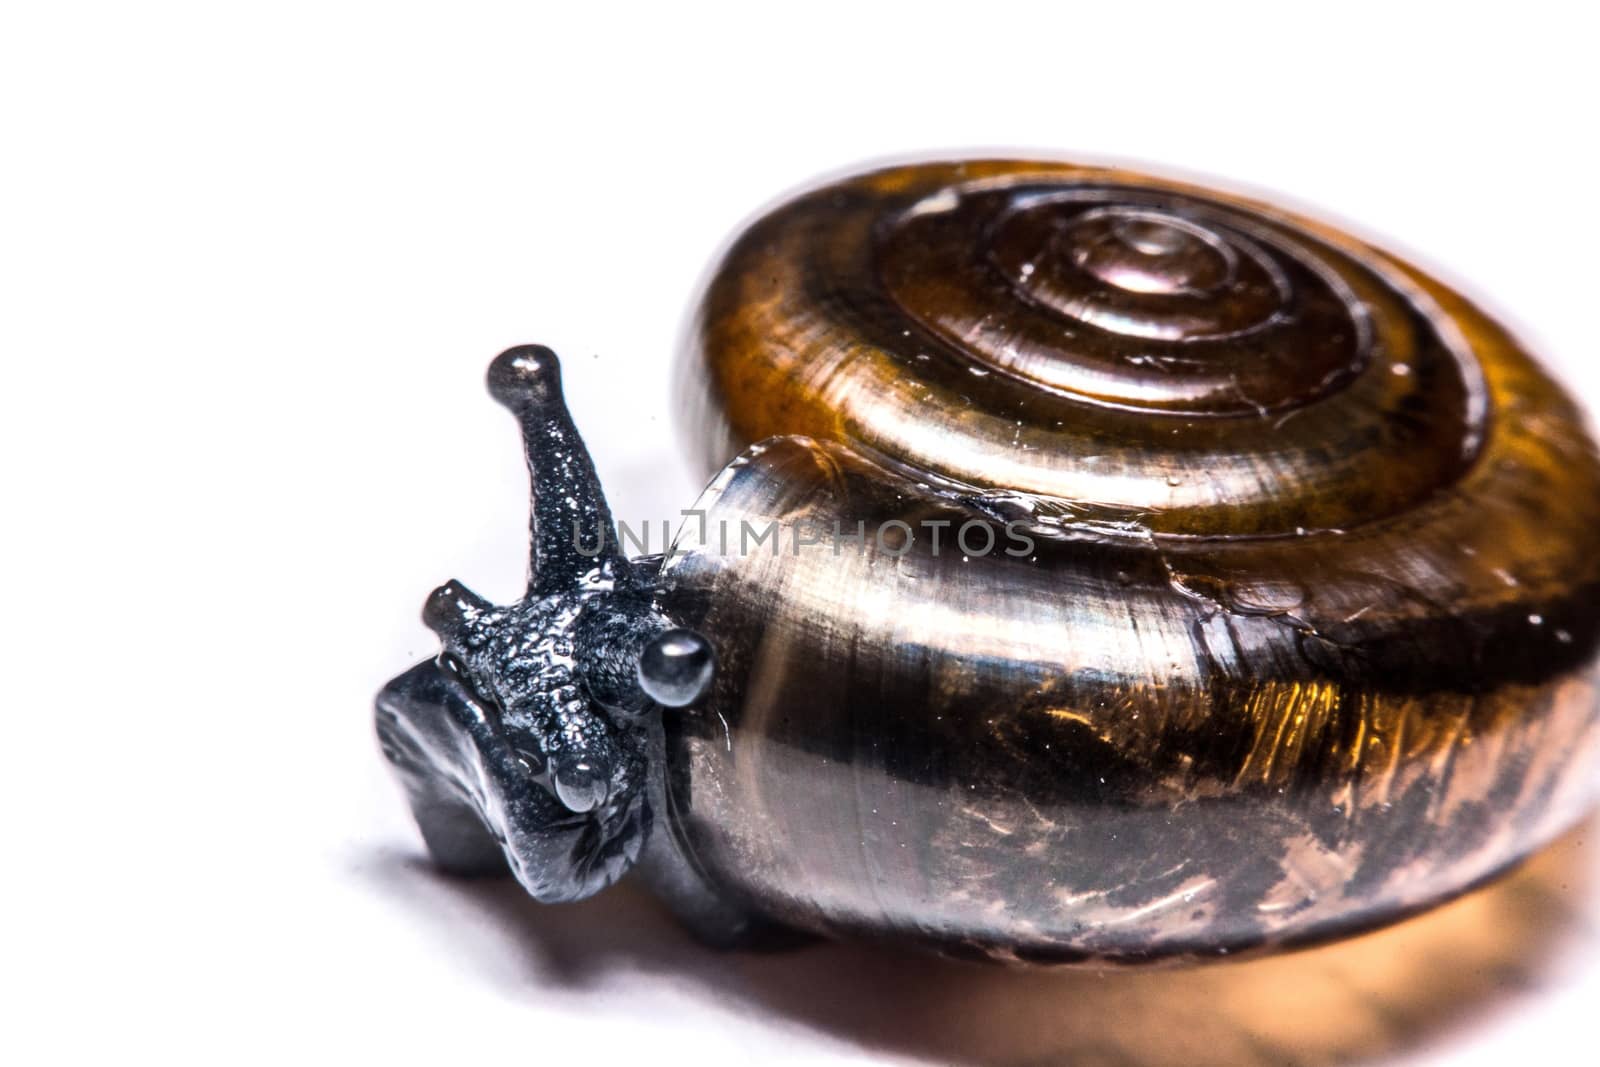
[[376, 159, 1600, 965]]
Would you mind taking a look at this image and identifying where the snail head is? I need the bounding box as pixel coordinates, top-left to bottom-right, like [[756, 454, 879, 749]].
[[410, 345, 714, 901]]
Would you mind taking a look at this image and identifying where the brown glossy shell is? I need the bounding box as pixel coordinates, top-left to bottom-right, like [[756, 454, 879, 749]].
[[662, 160, 1600, 963]]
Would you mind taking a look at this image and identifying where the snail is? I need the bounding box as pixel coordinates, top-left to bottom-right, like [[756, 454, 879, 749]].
[[376, 159, 1600, 964]]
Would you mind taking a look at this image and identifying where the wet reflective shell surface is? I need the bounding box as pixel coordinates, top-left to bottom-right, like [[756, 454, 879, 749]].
[[661, 161, 1600, 963]]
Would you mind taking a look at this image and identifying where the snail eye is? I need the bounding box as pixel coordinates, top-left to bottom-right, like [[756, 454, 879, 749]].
[[550, 754, 608, 814], [637, 629, 715, 708]]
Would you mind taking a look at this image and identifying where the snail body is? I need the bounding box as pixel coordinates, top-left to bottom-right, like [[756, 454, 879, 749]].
[[378, 161, 1600, 964]]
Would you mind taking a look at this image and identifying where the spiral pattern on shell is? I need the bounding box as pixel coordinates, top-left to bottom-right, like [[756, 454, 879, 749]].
[[688, 161, 1493, 538]]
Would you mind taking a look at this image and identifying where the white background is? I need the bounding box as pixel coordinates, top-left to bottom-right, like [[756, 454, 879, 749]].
[[3, 3, 1597, 1064]]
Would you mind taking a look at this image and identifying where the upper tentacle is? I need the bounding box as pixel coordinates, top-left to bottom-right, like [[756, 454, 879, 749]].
[[487, 345, 634, 597]]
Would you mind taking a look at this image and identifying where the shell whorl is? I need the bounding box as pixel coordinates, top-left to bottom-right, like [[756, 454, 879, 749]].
[[687, 161, 1493, 538]]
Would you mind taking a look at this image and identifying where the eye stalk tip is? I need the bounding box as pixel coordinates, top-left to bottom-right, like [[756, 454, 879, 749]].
[[638, 628, 716, 708], [488, 344, 564, 409]]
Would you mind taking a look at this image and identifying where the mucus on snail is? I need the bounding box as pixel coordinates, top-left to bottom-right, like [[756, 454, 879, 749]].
[[376, 160, 1600, 964]]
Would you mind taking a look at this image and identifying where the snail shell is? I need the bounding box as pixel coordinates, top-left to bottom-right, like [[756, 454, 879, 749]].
[[656, 161, 1600, 962]]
